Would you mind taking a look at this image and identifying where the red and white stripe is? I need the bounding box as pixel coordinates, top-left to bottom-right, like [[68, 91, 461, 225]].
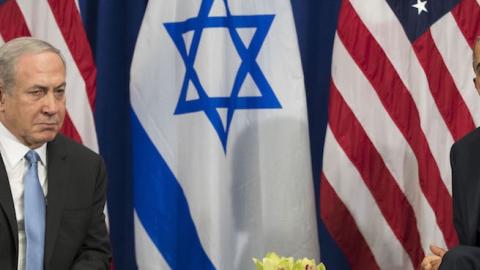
[[321, 0, 480, 268], [0, 0, 98, 152]]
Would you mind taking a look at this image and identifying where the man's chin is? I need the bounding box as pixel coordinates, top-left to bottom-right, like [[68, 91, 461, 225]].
[[42, 131, 59, 141], [31, 131, 59, 145]]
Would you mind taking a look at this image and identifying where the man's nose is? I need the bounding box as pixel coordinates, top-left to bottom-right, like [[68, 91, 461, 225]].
[[42, 91, 59, 115]]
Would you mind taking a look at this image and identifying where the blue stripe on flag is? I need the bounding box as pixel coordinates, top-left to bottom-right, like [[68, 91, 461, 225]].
[[132, 111, 216, 270]]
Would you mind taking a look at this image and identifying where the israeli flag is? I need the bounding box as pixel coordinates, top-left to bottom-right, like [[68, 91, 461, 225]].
[[130, 0, 319, 269]]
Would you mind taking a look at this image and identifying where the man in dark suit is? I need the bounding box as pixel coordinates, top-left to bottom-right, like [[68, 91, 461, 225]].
[[420, 39, 480, 270], [0, 37, 110, 269]]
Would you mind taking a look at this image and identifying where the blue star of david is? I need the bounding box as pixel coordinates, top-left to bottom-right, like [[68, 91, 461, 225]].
[[164, 0, 282, 152]]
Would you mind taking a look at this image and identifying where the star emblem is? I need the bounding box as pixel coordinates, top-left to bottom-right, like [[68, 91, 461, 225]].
[[412, 0, 428, 15], [164, 0, 281, 152]]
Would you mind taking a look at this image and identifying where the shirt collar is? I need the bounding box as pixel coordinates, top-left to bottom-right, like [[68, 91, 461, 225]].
[[0, 122, 47, 168]]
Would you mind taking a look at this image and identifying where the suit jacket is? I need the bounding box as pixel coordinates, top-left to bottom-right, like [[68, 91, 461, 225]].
[[451, 127, 480, 246], [0, 134, 111, 270]]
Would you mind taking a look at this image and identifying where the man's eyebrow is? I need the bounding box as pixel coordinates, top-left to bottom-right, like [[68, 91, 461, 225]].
[[54, 82, 66, 89], [476, 62, 480, 72], [29, 85, 48, 90]]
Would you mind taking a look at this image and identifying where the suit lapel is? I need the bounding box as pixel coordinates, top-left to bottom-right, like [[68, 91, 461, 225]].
[[44, 136, 68, 263], [0, 153, 18, 255]]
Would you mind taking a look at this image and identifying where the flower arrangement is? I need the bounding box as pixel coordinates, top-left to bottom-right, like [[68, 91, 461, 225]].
[[253, 252, 326, 270]]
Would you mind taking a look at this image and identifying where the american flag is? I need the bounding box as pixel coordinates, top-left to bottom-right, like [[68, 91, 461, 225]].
[[320, 0, 480, 269], [0, 0, 98, 152]]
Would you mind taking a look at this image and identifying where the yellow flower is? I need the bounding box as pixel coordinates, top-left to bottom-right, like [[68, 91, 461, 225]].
[[253, 252, 326, 270], [294, 258, 313, 270]]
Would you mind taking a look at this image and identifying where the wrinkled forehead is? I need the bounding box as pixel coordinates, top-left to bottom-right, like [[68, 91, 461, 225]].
[[17, 50, 65, 69], [13, 51, 66, 81]]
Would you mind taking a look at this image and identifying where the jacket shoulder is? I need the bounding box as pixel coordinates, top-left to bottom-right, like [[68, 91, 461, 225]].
[[49, 134, 101, 162], [452, 127, 480, 153]]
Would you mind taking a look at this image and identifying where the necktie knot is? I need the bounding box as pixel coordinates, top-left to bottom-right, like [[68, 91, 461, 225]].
[[25, 150, 39, 166]]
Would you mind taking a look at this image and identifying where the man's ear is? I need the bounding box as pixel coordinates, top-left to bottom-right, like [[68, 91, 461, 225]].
[[474, 78, 480, 96], [0, 86, 7, 112]]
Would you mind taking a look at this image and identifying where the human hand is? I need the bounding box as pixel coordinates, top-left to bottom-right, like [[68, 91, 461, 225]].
[[420, 245, 447, 270]]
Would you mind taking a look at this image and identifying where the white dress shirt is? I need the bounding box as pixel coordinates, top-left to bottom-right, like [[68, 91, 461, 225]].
[[0, 122, 47, 270]]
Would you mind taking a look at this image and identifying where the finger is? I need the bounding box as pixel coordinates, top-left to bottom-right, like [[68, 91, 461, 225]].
[[421, 257, 436, 270], [431, 260, 442, 270], [421, 262, 432, 270], [424, 255, 441, 261], [429, 256, 442, 269], [430, 245, 447, 257]]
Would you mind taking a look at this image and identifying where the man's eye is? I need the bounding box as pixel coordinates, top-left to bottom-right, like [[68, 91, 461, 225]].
[[54, 89, 65, 97], [30, 90, 42, 96]]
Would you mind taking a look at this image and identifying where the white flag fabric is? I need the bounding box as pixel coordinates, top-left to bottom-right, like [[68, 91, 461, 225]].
[[130, 0, 319, 269]]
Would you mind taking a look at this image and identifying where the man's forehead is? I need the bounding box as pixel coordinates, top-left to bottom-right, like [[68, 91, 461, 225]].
[[16, 51, 64, 68], [15, 52, 65, 74], [17, 51, 61, 63]]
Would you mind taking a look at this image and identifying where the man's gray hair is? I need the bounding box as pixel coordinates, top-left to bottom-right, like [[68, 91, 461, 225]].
[[0, 37, 66, 94]]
